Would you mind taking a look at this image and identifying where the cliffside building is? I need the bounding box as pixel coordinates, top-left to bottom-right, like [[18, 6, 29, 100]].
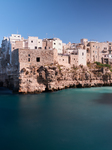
[[42, 38, 62, 54], [1, 34, 42, 65], [58, 49, 86, 67], [80, 39, 109, 63]]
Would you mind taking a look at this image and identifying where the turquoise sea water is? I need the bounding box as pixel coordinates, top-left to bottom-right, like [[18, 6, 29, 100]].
[[1, 87, 112, 150]]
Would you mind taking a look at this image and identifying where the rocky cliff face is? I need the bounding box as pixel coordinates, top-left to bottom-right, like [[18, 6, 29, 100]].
[[17, 64, 112, 94]]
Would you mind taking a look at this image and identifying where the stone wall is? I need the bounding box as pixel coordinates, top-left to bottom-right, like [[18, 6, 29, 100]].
[[12, 49, 19, 66], [58, 55, 70, 66], [42, 40, 53, 50], [70, 55, 78, 66], [15, 41, 23, 49], [12, 48, 58, 70]]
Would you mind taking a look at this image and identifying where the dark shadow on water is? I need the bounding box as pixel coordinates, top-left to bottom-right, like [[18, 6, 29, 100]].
[[0, 87, 13, 95], [94, 93, 112, 105]]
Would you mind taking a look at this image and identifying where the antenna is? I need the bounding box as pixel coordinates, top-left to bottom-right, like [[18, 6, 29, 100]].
[[46, 33, 47, 38]]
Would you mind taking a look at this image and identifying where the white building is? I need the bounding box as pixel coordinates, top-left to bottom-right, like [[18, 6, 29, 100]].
[[78, 49, 86, 66], [52, 38, 62, 54], [1, 34, 43, 64], [28, 36, 42, 49], [28, 36, 38, 49]]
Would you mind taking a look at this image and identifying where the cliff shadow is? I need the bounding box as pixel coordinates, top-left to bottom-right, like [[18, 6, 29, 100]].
[[93, 93, 112, 106]]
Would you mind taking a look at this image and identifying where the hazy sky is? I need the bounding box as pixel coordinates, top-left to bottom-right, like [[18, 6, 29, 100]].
[[0, 0, 112, 43]]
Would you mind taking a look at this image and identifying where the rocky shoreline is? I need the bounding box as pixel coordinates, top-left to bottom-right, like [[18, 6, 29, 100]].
[[18, 63, 112, 94], [1, 63, 112, 94]]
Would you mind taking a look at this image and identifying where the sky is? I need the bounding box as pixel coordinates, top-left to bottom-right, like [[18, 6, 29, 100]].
[[0, 0, 112, 44]]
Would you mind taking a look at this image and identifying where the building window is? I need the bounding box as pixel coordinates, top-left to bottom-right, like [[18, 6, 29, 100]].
[[87, 49, 89, 53], [36, 57, 40, 62], [82, 52, 84, 56], [31, 41, 33, 43], [49, 47, 50, 49], [28, 58, 30, 62], [28, 54, 30, 57], [93, 45, 94, 47], [59, 43, 61, 45], [96, 46, 97, 48], [63, 59, 64, 61], [45, 47, 46, 49], [54, 43, 56, 45], [109, 46, 111, 50], [109, 43, 111, 45], [35, 46, 37, 49], [93, 51, 94, 53]]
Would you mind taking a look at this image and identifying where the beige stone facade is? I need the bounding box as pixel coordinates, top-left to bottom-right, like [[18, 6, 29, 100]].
[[58, 49, 86, 67], [42, 39, 53, 50], [81, 39, 108, 63], [42, 38, 62, 54], [12, 48, 58, 70]]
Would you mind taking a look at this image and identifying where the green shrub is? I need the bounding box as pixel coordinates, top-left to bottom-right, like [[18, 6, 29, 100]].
[[95, 62, 111, 69]]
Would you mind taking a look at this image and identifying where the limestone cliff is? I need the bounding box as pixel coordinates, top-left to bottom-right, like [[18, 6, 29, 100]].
[[17, 63, 112, 94]]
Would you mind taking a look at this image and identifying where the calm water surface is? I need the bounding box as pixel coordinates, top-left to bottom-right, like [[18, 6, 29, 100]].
[[0, 87, 112, 150]]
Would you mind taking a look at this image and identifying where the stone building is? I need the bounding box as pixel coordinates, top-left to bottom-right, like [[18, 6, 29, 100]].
[[42, 38, 62, 54], [58, 49, 86, 66], [28, 36, 42, 50], [12, 48, 58, 70], [62, 42, 72, 54], [1, 34, 42, 65], [81, 39, 108, 63], [108, 42, 112, 54]]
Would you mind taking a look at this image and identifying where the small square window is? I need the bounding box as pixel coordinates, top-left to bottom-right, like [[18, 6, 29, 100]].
[[35, 46, 37, 49], [28, 58, 30, 62], [31, 41, 33, 43], [36, 57, 40, 62], [28, 54, 30, 57]]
